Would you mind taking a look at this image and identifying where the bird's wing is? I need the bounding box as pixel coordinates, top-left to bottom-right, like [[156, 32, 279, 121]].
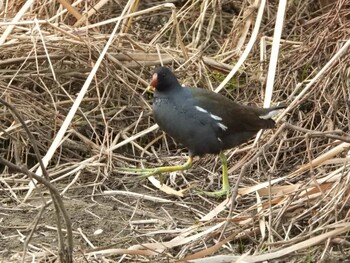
[[189, 87, 276, 132]]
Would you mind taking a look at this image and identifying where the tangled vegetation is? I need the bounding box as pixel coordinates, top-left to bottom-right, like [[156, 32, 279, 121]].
[[0, 0, 350, 262]]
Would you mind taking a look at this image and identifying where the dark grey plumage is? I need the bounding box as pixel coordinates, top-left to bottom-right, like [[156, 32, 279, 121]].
[[151, 67, 285, 157]]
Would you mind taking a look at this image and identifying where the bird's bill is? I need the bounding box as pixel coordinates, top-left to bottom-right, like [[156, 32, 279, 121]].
[[147, 72, 157, 92], [146, 85, 155, 92]]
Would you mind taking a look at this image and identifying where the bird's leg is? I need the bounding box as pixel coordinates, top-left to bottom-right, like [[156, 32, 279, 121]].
[[220, 152, 230, 194], [197, 152, 230, 198], [120, 156, 193, 182]]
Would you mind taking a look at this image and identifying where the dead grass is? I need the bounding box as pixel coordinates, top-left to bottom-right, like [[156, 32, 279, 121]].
[[1, 0, 350, 262]]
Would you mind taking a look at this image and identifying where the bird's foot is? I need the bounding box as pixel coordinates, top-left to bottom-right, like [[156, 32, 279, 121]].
[[119, 157, 193, 184], [118, 167, 162, 178], [195, 186, 230, 198], [119, 167, 168, 185]]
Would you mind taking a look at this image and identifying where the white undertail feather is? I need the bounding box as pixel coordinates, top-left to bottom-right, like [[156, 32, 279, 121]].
[[259, 109, 282, 120]]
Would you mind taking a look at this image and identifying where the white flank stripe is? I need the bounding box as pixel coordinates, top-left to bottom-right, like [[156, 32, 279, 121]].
[[218, 122, 228, 131], [195, 106, 208, 113], [210, 113, 222, 121]]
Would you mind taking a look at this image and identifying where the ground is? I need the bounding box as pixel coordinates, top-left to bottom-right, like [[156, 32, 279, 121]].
[[1, 0, 350, 262]]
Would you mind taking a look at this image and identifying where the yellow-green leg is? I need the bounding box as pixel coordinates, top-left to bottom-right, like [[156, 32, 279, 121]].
[[120, 157, 193, 184], [197, 152, 230, 198]]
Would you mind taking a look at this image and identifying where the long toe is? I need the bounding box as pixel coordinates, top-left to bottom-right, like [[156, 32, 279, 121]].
[[195, 185, 230, 198], [138, 168, 162, 178], [118, 167, 157, 174]]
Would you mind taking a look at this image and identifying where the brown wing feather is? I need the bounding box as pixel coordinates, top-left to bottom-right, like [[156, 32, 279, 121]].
[[191, 88, 276, 133]]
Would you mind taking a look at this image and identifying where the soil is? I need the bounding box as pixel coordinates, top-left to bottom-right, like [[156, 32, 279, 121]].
[[1, 166, 224, 262]]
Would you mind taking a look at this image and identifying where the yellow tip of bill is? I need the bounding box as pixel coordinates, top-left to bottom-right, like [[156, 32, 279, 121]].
[[146, 85, 155, 92]]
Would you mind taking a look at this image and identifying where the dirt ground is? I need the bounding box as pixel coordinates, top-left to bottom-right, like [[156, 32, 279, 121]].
[[2, 159, 350, 262], [1, 164, 236, 262], [1, 0, 350, 262]]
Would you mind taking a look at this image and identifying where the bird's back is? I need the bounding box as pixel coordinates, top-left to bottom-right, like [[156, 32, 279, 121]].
[[153, 86, 283, 156]]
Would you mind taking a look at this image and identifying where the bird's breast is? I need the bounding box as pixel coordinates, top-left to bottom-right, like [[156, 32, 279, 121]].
[[152, 95, 226, 156]]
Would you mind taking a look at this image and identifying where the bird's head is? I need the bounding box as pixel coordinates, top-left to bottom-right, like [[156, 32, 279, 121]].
[[147, 67, 181, 93]]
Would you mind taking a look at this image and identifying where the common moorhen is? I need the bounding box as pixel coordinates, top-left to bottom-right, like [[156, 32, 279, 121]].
[[131, 67, 285, 197]]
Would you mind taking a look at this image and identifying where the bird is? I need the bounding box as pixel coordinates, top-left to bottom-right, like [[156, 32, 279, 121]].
[[129, 67, 285, 197]]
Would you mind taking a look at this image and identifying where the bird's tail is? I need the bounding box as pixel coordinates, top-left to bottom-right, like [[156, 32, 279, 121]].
[[259, 103, 287, 120]]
